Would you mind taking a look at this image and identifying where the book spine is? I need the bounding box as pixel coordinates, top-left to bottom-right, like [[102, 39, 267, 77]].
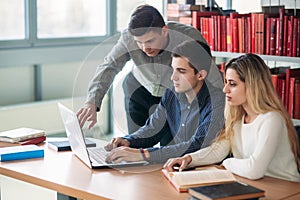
[[1, 149, 44, 162], [297, 18, 300, 57], [294, 79, 300, 119], [291, 18, 298, 57], [283, 15, 289, 56], [270, 18, 277, 55], [265, 18, 271, 55], [226, 17, 232, 52], [288, 77, 295, 118]]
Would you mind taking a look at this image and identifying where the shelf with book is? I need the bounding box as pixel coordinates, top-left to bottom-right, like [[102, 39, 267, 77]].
[[165, 1, 300, 121], [212, 51, 300, 63]]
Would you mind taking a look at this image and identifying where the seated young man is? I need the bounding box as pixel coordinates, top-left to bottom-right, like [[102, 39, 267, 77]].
[[105, 40, 225, 164]]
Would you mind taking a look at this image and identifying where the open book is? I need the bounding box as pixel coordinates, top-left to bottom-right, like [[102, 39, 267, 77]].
[[161, 166, 236, 192], [0, 128, 45, 143]]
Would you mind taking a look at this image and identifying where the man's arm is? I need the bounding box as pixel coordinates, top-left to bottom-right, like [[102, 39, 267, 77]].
[[147, 93, 225, 163], [123, 102, 170, 148], [77, 32, 131, 128]]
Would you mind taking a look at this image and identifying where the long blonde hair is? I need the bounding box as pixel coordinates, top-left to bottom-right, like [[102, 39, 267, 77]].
[[219, 53, 300, 171]]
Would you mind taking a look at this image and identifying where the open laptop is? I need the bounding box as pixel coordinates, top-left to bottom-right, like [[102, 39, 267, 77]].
[[57, 102, 149, 169]]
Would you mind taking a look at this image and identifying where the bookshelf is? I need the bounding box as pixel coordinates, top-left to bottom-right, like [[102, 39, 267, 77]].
[[212, 51, 300, 63], [165, 1, 300, 122]]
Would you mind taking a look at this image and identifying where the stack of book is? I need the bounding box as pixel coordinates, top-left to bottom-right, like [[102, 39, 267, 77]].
[[167, 3, 204, 26], [161, 166, 265, 199], [0, 127, 46, 145]]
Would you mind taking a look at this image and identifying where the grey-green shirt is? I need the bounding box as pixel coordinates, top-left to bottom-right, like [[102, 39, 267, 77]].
[[86, 22, 206, 109]]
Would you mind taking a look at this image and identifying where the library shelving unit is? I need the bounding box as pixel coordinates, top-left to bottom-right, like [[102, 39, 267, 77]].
[[212, 51, 300, 63], [212, 51, 300, 126]]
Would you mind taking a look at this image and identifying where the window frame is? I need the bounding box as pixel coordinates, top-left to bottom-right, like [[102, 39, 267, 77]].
[[0, 0, 117, 50]]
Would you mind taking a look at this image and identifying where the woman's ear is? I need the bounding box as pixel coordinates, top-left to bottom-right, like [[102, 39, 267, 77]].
[[198, 69, 207, 80]]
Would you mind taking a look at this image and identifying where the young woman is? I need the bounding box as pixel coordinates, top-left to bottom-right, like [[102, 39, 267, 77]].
[[164, 53, 300, 182]]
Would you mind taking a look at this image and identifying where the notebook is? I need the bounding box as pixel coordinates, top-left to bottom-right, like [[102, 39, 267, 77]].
[[57, 103, 149, 169]]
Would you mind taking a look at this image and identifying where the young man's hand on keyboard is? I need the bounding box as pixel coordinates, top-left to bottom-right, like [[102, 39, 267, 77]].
[[105, 146, 148, 163], [104, 137, 130, 151]]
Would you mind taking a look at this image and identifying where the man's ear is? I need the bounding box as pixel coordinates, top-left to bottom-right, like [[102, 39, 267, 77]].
[[197, 70, 207, 80], [162, 26, 168, 36]]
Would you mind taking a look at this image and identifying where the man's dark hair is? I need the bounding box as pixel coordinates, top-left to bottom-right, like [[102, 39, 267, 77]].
[[128, 5, 166, 36], [172, 41, 212, 74]]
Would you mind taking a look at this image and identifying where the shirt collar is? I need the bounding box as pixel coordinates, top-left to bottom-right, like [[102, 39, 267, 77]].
[[175, 81, 210, 106]]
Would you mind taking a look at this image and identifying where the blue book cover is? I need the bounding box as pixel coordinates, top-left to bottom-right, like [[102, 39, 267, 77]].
[[0, 144, 44, 162]]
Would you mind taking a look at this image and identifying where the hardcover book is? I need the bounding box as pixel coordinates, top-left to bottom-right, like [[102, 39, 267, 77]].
[[0, 127, 46, 143], [161, 166, 236, 192], [47, 138, 96, 151], [188, 181, 265, 200], [0, 144, 44, 162]]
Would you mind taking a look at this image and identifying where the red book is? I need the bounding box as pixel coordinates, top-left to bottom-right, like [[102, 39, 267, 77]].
[[18, 135, 46, 145], [269, 18, 277, 55], [297, 18, 300, 57], [208, 17, 215, 51], [275, 18, 281, 55], [216, 15, 221, 51], [283, 15, 289, 56], [294, 78, 300, 119], [270, 67, 290, 106], [275, 8, 284, 56], [292, 18, 299, 57], [246, 17, 252, 53], [200, 17, 209, 46], [286, 16, 294, 57], [271, 73, 285, 99], [285, 68, 300, 112], [238, 18, 243, 53], [191, 11, 218, 31], [232, 18, 239, 52], [256, 13, 265, 54], [226, 17, 232, 52], [265, 18, 271, 55], [288, 77, 295, 117], [230, 13, 250, 53], [220, 16, 227, 51], [251, 13, 258, 53]]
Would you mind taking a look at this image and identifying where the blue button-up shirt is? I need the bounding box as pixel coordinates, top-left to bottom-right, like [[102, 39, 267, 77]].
[[124, 81, 225, 163]]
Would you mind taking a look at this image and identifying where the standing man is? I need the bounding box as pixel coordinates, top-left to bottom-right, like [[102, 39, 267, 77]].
[[77, 5, 207, 145], [104, 40, 225, 164]]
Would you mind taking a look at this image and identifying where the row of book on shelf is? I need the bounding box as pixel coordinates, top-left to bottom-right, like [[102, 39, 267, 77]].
[[167, 4, 300, 57], [271, 67, 300, 119], [218, 62, 300, 119]]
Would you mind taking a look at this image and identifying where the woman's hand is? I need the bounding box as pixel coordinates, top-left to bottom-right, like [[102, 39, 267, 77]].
[[163, 154, 192, 172]]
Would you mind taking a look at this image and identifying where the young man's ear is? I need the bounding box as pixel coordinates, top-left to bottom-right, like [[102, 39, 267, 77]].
[[197, 70, 207, 80], [161, 26, 168, 36]]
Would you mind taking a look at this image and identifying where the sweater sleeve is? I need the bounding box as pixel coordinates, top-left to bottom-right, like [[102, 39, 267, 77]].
[[86, 31, 131, 109], [189, 139, 231, 167], [222, 113, 284, 180]]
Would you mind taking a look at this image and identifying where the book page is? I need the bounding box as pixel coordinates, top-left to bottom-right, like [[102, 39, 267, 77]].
[[170, 167, 236, 186]]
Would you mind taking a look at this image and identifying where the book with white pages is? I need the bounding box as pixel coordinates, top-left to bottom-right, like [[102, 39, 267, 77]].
[[0, 128, 45, 143]]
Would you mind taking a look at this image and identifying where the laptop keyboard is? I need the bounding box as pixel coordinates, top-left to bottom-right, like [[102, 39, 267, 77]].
[[88, 147, 108, 164]]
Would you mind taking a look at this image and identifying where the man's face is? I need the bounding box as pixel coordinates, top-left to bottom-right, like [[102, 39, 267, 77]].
[[171, 57, 202, 94], [134, 27, 168, 57]]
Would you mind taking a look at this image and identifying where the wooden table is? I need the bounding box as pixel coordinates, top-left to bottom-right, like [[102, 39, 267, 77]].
[[0, 140, 299, 200]]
